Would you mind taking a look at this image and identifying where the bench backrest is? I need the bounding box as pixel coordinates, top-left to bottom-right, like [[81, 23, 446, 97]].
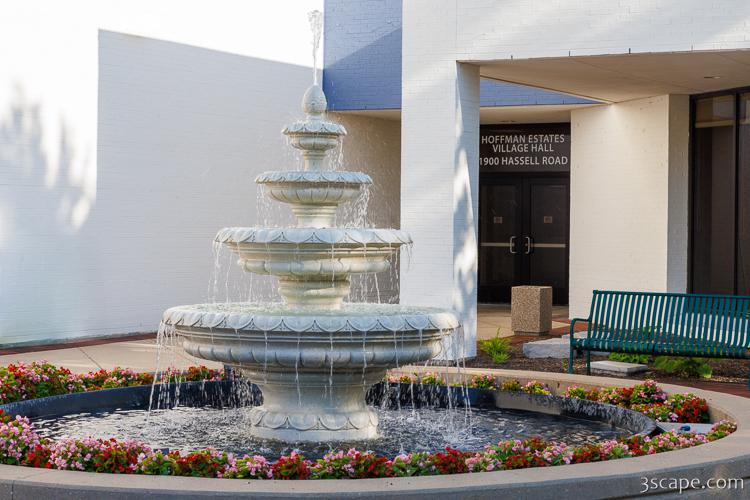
[[587, 291, 750, 350]]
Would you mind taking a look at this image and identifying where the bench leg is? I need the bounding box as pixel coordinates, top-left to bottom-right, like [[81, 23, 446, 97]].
[[586, 350, 591, 375], [568, 345, 574, 374]]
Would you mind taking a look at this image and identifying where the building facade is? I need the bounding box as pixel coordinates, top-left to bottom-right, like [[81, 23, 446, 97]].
[[2, 1, 750, 349], [324, 0, 750, 356]]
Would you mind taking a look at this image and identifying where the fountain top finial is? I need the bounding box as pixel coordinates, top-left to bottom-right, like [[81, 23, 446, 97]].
[[281, 84, 346, 172], [302, 84, 327, 116]]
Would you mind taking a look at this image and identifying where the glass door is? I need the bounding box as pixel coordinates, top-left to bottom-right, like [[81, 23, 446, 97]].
[[478, 175, 569, 304], [526, 179, 569, 304], [691, 90, 750, 295], [739, 92, 750, 295], [478, 181, 521, 303]]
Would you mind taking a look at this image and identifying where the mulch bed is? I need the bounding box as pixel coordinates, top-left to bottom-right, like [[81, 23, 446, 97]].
[[465, 341, 750, 388]]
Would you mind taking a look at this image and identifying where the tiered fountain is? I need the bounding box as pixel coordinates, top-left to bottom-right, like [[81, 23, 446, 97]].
[[161, 75, 460, 442]]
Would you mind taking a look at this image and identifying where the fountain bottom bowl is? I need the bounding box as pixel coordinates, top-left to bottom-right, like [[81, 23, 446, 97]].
[[161, 303, 461, 442]]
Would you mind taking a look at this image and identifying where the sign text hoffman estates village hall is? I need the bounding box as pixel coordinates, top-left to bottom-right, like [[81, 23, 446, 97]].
[[479, 124, 570, 173]]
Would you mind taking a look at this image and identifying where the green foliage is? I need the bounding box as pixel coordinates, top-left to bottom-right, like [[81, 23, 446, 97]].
[[137, 451, 178, 475], [420, 372, 446, 386], [609, 352, 651, 364], [478, 336, 511, 364], [521, 380, 552, 396], [468, 374, 497, 390], [499, 379, 522, 392], [654, 356, 712, 379]]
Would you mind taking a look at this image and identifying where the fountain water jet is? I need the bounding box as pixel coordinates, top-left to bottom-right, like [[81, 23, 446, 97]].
[[161, 13, 459, 442]]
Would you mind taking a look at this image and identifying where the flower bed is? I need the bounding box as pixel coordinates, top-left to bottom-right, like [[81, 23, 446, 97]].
[[390, 373, 710, 424], [0, 363, 738, 480], [0, 362, 223, 405], [0, 409, 737, 479], [560, 379, 710, 423]]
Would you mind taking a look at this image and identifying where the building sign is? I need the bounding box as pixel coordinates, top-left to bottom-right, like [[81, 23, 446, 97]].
[[480, 124, 570, 173]]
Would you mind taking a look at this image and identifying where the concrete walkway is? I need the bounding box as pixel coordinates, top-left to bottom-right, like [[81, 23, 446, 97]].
[[477, 303, 569, 340], [0, 335, 221, 374]]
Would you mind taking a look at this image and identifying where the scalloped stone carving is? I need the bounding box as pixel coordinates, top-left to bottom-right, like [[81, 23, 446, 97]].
[[215, 227, 412, 246], [255, 170, 373, 226], [256, 170, 372, 185]]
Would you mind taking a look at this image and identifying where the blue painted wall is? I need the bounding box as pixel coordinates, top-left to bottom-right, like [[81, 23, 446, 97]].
[[323, 0, 593, 111]]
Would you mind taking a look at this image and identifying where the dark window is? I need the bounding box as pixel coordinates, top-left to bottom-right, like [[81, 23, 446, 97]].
[[738, 93, 750, 295], [691, 90, 750, 295]]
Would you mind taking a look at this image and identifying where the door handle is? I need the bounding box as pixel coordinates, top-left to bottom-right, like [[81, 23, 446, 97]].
[[525, 236, 533, 254], [509, 236, 517, 254]]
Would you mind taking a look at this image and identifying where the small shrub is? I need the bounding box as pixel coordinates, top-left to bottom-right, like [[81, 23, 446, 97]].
[[431, 447, 470, 474], [707, 420, 738, 441], [629, 380, 667, 405], [654, 356, 712, 379], [310, 449, 392, 479], [390, 452, 438, 476], [521, 380, 551, 396], [420, 372, 446, 386], [387, 374, 417, 384], [609, 352, 651, 364], [478, 336, 511, 364], [271, 451, 311, 480], [468, 374, 497, 390], [172, 449, 230, 477], [499, 379, 522, 392], [223, 454, 272, 479], [137, 450, 178, 475], [0, 411, 45, 466], [563, 385, 589, 400]]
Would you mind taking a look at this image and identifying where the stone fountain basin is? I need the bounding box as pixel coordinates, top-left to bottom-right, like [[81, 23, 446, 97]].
[[162, 303, 459, 368], [256, 170, 372, 206], [215, 227, 411, 277]]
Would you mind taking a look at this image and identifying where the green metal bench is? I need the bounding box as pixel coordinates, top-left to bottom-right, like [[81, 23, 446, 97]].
[[568, 290, 750, 387]]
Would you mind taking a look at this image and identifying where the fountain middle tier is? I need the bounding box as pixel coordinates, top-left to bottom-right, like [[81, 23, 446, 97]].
[[216, 227, 412, 308], [162, 303, 460, 442]]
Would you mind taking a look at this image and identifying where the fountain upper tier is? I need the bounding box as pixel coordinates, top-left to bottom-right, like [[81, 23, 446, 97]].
[[254, 84, 371, 228]]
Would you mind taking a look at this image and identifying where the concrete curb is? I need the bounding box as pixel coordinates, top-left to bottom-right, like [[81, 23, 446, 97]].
[[1, 370, 748, 499]]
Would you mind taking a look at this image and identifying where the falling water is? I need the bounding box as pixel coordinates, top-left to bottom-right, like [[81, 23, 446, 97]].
[[308, 10, 323, 85]]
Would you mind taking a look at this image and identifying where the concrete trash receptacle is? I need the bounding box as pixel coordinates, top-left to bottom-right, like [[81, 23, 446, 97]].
[[511, 286, 552, 335]]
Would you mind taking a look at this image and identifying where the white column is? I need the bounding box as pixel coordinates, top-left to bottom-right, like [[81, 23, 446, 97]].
[[400, 58, 480, 358]]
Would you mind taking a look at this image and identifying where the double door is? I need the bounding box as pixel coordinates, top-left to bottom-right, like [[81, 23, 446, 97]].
[[478, 176, 569, 304]]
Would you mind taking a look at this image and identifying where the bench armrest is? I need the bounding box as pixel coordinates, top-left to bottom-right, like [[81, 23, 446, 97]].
[[569, 317, 589, 345]]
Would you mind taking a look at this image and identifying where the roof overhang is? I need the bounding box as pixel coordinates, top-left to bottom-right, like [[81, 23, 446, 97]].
[[476, 50, 750, 103], [332, 103, 596, 124]]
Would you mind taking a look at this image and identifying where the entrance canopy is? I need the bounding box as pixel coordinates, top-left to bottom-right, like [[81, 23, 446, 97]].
[[477, 50, 750, 102]]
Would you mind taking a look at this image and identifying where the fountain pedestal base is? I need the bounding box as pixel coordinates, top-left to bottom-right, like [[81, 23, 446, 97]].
[[243, 369, 382, 442]]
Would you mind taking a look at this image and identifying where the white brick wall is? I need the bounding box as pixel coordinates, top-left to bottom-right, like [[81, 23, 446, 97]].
[[0, 1, 325, 345], [0, 0, 408, 346], [331, 113, 402, 304], [568, 95, 690, 318]]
